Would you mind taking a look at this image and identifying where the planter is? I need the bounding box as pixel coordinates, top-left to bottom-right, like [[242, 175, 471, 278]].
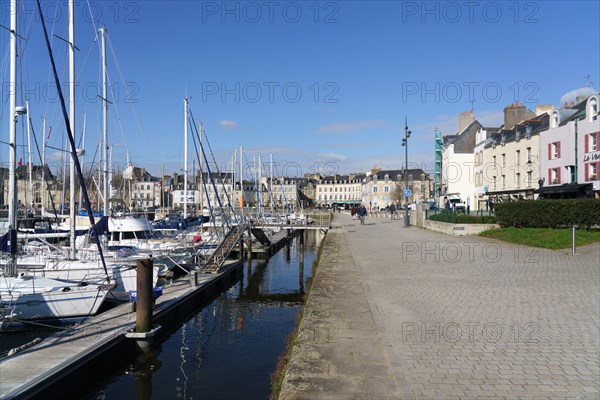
[[424, 220, 500, 236]]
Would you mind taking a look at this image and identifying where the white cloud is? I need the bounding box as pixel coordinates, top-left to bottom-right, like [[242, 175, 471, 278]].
[[559, 87, 598, 106], [317, 153, 347, 161], [219, 120, 239, 130], [316, 120, 386, 133]]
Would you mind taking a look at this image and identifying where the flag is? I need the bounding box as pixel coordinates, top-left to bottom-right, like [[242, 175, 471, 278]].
[[17, 158, 22, 167], [47, 127, 52, 139]]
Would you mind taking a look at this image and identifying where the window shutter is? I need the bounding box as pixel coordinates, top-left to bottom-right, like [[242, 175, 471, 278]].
[[585, 135, 589, 153], [557, 168, 561, 184], [548, 168, 552, 184], [557, 142, 561, 158], [596, 162, 600, 179], [585, 164, 589, 181], [548, 143, 552, 159]]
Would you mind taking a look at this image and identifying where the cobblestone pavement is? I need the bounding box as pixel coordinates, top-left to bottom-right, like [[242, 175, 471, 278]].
[[279, 212, 600, 399]]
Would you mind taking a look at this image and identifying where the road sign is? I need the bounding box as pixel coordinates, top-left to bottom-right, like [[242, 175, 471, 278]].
[[403, 189, 411, 198]]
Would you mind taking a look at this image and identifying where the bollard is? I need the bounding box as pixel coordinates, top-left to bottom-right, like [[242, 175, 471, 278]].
[[572, 225, 576, 255], [126, 258, 160, 353], [136, 258, 154, 333]]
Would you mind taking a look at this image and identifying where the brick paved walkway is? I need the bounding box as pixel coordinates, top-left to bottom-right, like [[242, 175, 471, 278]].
[[279, 213, 600, 399]]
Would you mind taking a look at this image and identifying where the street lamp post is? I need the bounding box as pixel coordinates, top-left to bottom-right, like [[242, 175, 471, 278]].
[[401, 117, 411, 227]]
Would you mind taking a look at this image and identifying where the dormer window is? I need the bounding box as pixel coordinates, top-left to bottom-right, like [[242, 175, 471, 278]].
[[515, 129, 520, 142], [551, 111, 559, 128], [525, 125, 532, 139], [589, 97, 598, 122], [501, 133, 506, 145]]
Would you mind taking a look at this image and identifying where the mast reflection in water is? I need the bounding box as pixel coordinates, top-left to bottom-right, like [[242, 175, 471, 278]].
[[85, 230, 322, 400]]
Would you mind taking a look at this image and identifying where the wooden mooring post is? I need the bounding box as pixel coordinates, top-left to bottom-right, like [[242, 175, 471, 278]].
[[126, 258, 160, 352]]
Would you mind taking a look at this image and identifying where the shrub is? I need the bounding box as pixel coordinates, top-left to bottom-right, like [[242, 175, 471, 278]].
[[494, 199, 600, 229], [428, 211, 497, 224]]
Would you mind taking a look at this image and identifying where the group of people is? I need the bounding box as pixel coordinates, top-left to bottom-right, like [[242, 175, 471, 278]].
[[350, 205, 368, 225]]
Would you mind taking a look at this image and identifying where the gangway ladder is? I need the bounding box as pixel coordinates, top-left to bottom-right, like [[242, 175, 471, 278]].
[[202, 225, 243, 273], [250, 228, 272, 246]]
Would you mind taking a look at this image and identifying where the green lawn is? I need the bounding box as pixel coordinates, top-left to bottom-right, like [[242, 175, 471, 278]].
[[480, 227, 600, 250]]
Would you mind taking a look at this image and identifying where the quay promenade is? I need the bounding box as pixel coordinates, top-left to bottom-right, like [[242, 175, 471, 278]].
[[279, 212, 600, 399]]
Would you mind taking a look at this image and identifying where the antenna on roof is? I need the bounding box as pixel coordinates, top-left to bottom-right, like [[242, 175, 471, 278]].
[[470, 99, 476, 112]]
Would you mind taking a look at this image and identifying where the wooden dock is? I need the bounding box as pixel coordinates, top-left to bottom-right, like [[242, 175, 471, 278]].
[[0, 259, 244, 399]]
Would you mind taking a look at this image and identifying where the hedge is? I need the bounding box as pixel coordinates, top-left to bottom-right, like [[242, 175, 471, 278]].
[[428, 210, 497, 224], [494, 199, 600, 229]]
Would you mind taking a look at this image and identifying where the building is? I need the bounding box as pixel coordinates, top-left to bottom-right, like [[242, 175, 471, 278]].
[[483, 109, 548, 202], [362, 168, 431, 210], [538, 94, 600, 198], [316, 174, 364, 208], [440, 111, 483, 208]]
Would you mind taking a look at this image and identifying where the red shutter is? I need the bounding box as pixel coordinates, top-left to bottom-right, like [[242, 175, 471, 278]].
[[548, 168, 552, 184], [548, 143, 552, 159], [557, 142, 561, 158], [596, 162, 600, 180], [585, 134, 589, 153], [557, 168, 561, 184], [585, 164, 589, 181]]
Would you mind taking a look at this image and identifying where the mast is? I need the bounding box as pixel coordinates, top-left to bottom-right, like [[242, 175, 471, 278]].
[[68, 0, 76, 257], [78, 113, 86, 212], [240, 146, 244, 209], [41, 117, 46, 216], [100, 26, 109, 216], [269, 153, 273, 213], [233, 149, 237, 211], [183, 97, 188, 219], [26, 101, 33, 211], [8, 0, 19, 273], [199, 121, 204, 214]]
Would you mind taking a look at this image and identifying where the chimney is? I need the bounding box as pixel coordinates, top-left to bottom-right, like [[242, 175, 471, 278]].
[[503, 102, 535, 131], [564, 101, 569, 108], [458, 111, 475, 133], [535, 103, 554, 116]]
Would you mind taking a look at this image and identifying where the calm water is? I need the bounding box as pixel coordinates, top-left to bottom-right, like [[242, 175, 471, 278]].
[[81, 230, 322, 400]]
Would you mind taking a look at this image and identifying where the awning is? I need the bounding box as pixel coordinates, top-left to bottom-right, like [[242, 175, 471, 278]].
[[535, 183, 593, 195], [485, 188, 536, 196]]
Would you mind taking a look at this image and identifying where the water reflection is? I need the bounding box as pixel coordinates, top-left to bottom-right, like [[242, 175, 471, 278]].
[[82, 231, 319, 400]]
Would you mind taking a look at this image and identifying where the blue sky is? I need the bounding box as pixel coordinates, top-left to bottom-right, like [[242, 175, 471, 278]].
[[1, 0, 599, 178]]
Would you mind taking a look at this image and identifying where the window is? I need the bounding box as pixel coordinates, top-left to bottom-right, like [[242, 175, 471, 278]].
[[589, 97, 598, 122], [589, 133, 598, 152], [502, 154, 506, 168], [527, 171, 532, 188], [549, 168, 560, 184], [493, 155, 497, 168], [373, 187, 378, 193], [527, 147, 531, 161], [384, 186, 389, 192], [589, 163, 598, 181], [550, 142, 561, 159], [501, 175, 505, 189], [493, 176, 497, 190], [516, 150, 520, 166], [551, 112, 559, 128], [516, 173, 520, 188]]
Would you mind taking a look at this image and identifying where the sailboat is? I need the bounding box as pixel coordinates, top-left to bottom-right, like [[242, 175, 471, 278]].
[[0, 0, 112, 328]]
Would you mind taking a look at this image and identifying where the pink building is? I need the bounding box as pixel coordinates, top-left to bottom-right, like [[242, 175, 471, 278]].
[[538, 94, 600, 198]]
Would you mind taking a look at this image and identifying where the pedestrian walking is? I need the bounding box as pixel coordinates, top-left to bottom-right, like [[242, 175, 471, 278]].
[[443, 196, 450, 211], [351, 205, 357, 220], [358, 205, 367, 225], [390, 203, 396, 220]]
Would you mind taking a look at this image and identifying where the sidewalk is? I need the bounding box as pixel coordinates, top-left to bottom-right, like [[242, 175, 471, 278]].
[[279, 213, 600, 399]]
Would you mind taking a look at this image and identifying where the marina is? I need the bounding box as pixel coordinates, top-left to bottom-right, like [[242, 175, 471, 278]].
[[0, 229, 322, 399]]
